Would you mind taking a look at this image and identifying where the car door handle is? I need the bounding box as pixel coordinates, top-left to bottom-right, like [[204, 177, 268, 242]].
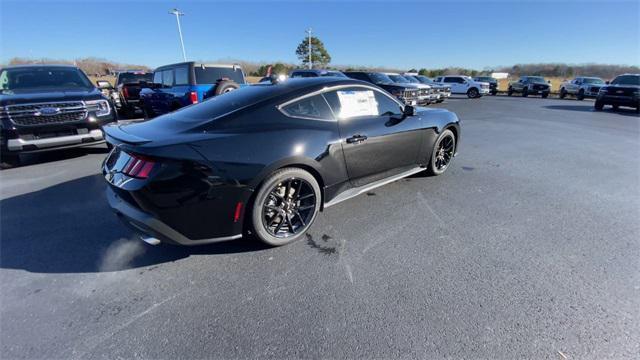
[[346, 135, 368, 144]]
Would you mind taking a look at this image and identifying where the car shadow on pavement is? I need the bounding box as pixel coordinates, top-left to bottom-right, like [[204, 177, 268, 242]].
[[11, 145, 111, 169], [543, 104, 639, 117], [0, 174, 269, 274]]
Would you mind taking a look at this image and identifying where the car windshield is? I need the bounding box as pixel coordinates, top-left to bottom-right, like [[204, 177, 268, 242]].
[[611, 75, 640, 85], [194, 66, 245, 84], [403, 76, 420, 83], [581, 78, 604, 84], [118, 73, 152, 84], [416, 75, 434, 84], [0, 67, 92, 92], [368, 73, 394, 84], [387, 74, 409, 83], [527, 77, 546, 83]]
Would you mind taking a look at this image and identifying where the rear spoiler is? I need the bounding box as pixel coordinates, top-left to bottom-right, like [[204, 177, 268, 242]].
[[103, 124, 151, 145]]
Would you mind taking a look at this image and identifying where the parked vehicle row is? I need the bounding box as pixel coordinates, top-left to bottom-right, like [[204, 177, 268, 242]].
[[433, 75, 491, 98]]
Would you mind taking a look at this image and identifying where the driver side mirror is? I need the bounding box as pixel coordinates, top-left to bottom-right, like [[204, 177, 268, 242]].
[[96, 80, 112, 90], [548, 80, 551, 84], [403, 105, 416, 117]]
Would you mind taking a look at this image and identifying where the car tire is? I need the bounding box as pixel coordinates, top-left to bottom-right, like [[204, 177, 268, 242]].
[[594, 100, 604, 111], [467, 88, 479, 98], [612, 104, 619, 111], [542, 93, 549, 99], [522, 88, 529, 97], [559, 88, 566, 99], [427, 129, 456, 176], [0, 151, 20, 169], [507, 87, 513, 96], [251, 167, 321, 246], [214, 80, 240, 96], [577, 90, 585, 101]]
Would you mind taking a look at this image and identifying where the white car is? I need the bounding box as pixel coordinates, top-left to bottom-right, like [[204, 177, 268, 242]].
[[434, 75, 490, 98]]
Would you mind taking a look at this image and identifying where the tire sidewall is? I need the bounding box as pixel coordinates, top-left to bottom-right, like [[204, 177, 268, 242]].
[[251, 168, 321, 246], [468, 88, 478, 98], [214, 81, 240, 96], [429, 129, 456, 176]]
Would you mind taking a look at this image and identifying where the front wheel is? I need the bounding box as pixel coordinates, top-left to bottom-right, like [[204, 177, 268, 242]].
[[594, 100, 604, 111], [541, 93, 549, 99], [577, 90, 585, 101], [0, 151, 20, 169], [251, 168, 321, 246], [427, 129, 456, 176], [507, 87, 513, 96], [467, 88, 479, 98], [559, 88, 566, 99], [522, 88, 529, 97]]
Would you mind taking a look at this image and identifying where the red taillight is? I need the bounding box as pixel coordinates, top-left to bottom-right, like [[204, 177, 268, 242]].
[[189, 91, 198, 104], [123, 86, 129, 98], [122, 153, 156, 179]]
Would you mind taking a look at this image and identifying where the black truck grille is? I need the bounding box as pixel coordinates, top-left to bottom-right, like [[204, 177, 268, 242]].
[[533, 84, 549, 91], [3, 101, 87, 126]]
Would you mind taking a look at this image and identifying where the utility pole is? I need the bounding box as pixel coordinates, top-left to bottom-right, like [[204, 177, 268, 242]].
[[306, 28, 312, 69], [169, 8, 187, 61]]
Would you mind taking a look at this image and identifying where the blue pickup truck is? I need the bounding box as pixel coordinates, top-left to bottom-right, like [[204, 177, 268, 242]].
[[139, 62, 246, 119]]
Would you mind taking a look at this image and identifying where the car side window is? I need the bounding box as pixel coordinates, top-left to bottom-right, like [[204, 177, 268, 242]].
[[174, 66, 189, 85], [281, 94, 333, 120], [374, 91, 402, 116], [162, 69, 174, 87], [153, 71, 162, 84], [443, 77, 454, 83]]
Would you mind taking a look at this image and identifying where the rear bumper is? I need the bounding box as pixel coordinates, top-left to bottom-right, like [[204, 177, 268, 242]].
[[6, 129, 105, 152], [106, 186, 242, 246]]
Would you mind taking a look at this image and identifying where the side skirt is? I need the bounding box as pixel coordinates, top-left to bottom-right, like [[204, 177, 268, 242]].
[[324, 166, 425, 208]]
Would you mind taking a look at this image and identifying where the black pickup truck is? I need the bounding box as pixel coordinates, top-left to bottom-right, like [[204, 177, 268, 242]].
[[112, 71, 153, 118], [594, 74, 639, 112], [0, 64, 117, 168]]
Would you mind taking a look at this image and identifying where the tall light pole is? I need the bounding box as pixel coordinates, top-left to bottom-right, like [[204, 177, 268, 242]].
[[169, 8, 187, 61], [306, 28, 312, 69]]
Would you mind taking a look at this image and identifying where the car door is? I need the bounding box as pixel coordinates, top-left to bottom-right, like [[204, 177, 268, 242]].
[[323, 86, 423, 187], [443, 77, 462, 93]]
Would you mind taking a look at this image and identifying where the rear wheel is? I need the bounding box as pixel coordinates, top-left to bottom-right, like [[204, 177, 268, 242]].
[[467, 88, 479, 98], [214, 80, 240, 96], [427, 129, 456, 176], [251, 168, 321, 246]]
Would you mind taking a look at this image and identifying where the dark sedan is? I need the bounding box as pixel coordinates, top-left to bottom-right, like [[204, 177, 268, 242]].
[[102, 78, 461, 247]]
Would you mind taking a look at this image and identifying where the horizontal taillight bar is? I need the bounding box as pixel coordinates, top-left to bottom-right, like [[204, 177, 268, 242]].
[[122, 153, 156, 179]]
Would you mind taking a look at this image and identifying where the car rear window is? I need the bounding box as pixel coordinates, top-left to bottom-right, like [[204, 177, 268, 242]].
[[118, 73, 152, 84], [195, 66, 244, 84], [281, 94, 333, 120]]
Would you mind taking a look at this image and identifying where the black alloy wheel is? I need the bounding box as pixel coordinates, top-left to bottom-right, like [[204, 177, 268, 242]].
[[251, 168, 321, 246], [428, 129, 456, 176], [467, 88, 479, 98]]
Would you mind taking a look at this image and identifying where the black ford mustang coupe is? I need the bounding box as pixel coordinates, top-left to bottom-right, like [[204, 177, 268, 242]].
[[103, 77, 460, 246]]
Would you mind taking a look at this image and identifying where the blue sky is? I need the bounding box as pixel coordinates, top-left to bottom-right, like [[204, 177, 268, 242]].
[[1, 0, 639, 69]]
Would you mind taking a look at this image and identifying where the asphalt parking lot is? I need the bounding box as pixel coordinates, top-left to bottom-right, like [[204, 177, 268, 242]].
[[1, 95, 638, 359]]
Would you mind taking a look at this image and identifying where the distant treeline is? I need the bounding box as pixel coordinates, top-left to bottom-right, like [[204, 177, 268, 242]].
[[5, 57, 151, 76], [4, 57, 637, 80]]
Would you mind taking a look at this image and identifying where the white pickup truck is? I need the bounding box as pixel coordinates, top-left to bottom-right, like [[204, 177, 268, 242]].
[[433, 75, 490, 98], [559, 77, 606, 100]]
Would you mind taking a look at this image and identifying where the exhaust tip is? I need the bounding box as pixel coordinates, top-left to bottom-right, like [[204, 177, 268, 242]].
[[140, 236, 161, 245]]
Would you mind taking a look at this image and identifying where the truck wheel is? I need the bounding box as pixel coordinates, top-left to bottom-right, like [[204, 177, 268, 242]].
[[612, 104, 619, 111], [559, 88, 566, 99], [594, 100, 604, 111], [507, 87, 513, 96], [522, 88, 528, 97], [0, 152, 20, 169], [542, 93, 549, 99], [467, 88, 479, 98], [214, 80, 240, 96], [577, 89, 585, 101]]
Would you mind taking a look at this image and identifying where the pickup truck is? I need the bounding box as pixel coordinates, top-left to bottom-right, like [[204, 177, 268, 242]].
[[386, 73, 434, 105], [343, 71, 421, 106], [473, 76, 498, 95], [406, 75, 451, 103], [559, 77, 605, 100], [594, 74, 639, 112], [508, 76, 550, 98], [139, 62, 246, 119], [0, 64, 117, 168], [433, 75, 490, 98], [112, 70, 152, 118]]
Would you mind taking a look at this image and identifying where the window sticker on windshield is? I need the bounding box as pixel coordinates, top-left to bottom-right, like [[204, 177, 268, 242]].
[[336, 90, 378, 118]]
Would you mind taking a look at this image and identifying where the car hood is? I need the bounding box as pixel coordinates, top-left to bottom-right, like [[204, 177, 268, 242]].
[[0, 87, 104, 106]]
